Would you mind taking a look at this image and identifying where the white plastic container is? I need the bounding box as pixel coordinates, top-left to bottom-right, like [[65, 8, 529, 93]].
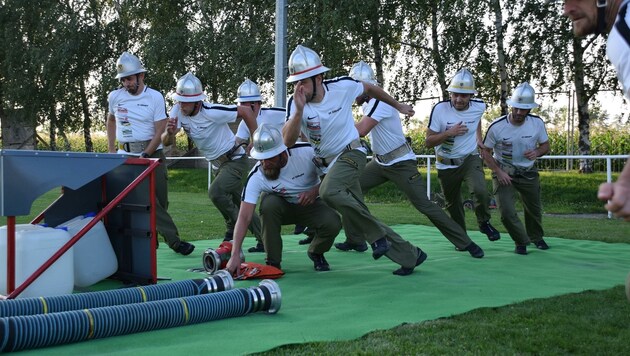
[[58, 213, 118, 287], [0, 224, 74, 298]]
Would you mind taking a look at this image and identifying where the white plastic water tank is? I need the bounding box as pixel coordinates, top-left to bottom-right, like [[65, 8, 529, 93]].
[[58, 213, 118, 287], [0, 224, 74, 298]]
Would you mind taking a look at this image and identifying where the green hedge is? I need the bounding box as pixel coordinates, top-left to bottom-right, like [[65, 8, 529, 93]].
[[31, 129, 629, 158]]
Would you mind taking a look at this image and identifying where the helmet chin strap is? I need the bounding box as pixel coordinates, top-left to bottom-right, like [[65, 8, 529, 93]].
[[134, 74, 141, 92], [311, 76, 317, 101], [596, 0, 608, 35], [191, 101, 202, 116]]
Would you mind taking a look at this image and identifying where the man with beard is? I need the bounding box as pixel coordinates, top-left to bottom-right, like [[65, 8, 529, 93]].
[[162, 72, 264, 253], [563, 0, 630, 221], [563, 0, 630, 300], [426, 68, 501, 243], [282, 45, 427, 276], [107, 51, 195, 255], [481, 82, 550, 255], [225, 124, 341, 273], [334, 61, 485, 259], [232, 79, 316, 245]]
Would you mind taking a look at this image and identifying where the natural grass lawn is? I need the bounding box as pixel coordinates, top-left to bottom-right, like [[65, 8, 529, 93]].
[[259, 286, 630, 355], [3, 168, 629, 355]]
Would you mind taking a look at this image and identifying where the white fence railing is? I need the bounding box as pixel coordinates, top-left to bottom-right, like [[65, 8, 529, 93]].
[[164, 154, 629, 219]]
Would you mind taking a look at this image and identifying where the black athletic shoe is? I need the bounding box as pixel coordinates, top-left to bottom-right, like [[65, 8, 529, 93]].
[[534, 239, 549, 250], [174, 241, 195, 256], [298, 236, 314, 245], [464, 242, 484, 258], [307, 252, 330, 271], [266, 261, 282, 269], [223, 230, 234, 242], [293, 225, 307, 235], [515, 245, 528, 255], [370, 237, 390, 260], [393, 248, 428, 276], [248, 243, 265, 253], [479, 221, 501, 241], [334, 241, 368, 252]]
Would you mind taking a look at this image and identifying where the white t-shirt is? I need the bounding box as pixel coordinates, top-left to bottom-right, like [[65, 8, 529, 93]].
[[607, 0, 630, 99], [362, 98, 415, 166], [235, 107, 286, 141], [428, 99, 486, 169], [483, 114, 549, 170], [169, 102, 244, 161], [242, 143, 321, 205], [286, 76, 365, 162], [107, 86, 166, 149]]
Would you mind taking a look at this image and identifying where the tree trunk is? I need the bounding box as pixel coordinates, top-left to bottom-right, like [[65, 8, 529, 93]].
[[1, 108, 36, 149], [572, 38, 593, 173], [492, 0, 508, 115], [370, 2, 384, 86], [49, 105, 58, 151], [80, 79, 94, 152], [430, 4, 448, 100]]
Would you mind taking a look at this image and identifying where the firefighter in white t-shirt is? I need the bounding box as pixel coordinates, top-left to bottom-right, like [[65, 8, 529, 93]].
[[233, 79, 313, 244], [481, 83, 550, 255], [162, 72, 264, 253], [233, 79, 286, 148], [283, 45, 427, 276], [426, 68, 501, 242], [334, 61, 485, 259], [225, 124, 342, 273], [107, 52, 195, 256]]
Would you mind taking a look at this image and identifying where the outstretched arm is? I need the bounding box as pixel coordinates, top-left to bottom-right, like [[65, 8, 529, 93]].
[[225, 202, 256, 276], [363, 83, 415, 117]]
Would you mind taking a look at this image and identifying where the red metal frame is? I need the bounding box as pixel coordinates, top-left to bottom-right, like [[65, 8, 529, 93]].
[[5, 157, 160, 299]]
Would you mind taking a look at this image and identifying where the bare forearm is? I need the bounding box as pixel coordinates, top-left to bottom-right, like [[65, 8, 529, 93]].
[[425, 130, 450, 148], [282, 114, 302, 147], [621, 157, 630, 181], [162, 130, 175, 146], [106, 114, 116, 153], [365, 84, 400, 110], [231, 204, 254, 255], [481, 149, 500, 173]]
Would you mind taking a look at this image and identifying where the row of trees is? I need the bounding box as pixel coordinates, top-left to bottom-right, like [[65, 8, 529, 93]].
[[0, 0, 623, 169]]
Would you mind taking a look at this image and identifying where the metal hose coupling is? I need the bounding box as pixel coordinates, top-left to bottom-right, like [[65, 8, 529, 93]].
[[203, 270, 234, 293], [203, 241, 245, 274], [247, 279, 282, 314]]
